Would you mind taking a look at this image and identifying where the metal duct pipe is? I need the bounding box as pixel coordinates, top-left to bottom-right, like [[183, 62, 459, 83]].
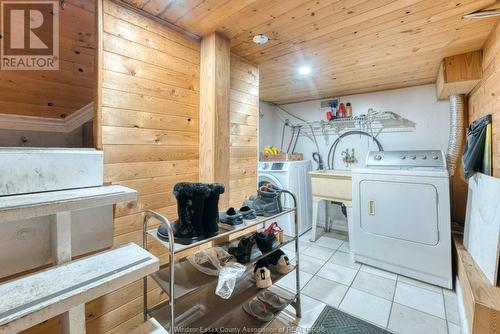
[[446, 94, 466, 176]]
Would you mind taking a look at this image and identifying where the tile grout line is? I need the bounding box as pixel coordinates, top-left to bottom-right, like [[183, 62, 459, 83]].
[[395, 281, 449, 321], [385, 274, 400, 331], [306, 233, 453, 334], [442, 289, 451, 334]]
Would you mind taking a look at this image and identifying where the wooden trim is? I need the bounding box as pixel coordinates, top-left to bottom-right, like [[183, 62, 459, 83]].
[[94, 0, 104, 149], [454, 235, 500, 334], [0, 103, 93, 133]]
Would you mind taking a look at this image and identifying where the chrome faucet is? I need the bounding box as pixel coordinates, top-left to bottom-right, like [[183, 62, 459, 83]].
[[342, 148, 357, 167]]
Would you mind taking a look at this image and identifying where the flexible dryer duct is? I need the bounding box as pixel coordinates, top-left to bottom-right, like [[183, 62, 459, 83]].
[[446, 94, 465, 176]]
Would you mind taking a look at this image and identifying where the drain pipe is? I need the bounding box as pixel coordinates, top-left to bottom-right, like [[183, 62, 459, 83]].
[[446, 94, 465, 176]]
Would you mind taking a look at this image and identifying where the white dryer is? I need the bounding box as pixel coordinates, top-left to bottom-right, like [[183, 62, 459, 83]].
[[258, 160, 313, 236], [351, 150, 452, 288]]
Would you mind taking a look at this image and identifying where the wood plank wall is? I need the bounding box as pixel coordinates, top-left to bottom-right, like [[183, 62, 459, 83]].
[[21, 1, 200, 332], [0, 0, 95, 119], [19, 2, 259, 332], [469, 21, 500, 176], [228, 55, 259, 208], [92, 0, 200, 331]]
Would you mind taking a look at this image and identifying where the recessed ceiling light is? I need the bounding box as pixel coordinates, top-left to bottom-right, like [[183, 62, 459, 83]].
[[253, 34, 269, 44], [298, 66, 311, 75]]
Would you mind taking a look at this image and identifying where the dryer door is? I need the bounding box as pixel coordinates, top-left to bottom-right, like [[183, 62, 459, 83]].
[[359, 180, 439, 245]]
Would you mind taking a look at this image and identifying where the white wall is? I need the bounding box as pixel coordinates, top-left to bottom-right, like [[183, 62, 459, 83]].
[[260, 84, 450, 169], [259, 84, 451, 230], [259, 101, 282, 149]]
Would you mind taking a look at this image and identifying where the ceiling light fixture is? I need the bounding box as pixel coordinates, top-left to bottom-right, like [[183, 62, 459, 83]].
[[252, 34, 269, 44], [463, 8, 500, 19], [298, 66, 311, 75]]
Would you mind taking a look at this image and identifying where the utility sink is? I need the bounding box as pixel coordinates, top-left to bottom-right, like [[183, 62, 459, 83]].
[[309, 169, 352, 206]]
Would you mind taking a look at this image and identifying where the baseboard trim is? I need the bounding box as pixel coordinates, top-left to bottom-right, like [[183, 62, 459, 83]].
[[0, 103, 94, 133]]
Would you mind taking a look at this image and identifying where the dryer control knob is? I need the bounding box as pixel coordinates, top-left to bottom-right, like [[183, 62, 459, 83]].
[[422, 155, 427, 160], [411, 156, 417, 160], [432, 156, 438, 160], [374, 154, 382, 161], [262, 163, 269, 169]]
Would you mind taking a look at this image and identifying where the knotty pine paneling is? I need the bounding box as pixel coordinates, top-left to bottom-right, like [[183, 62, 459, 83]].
[[228, 55, 259, 209], [450, 21, 500, 223], [22, 0, 199, 332], [18, 1, 200, 333], [469, 22, 500, 177], [92, 1, 200, 332], [0, 0, 96, 118], [120, 0, 497, 104]]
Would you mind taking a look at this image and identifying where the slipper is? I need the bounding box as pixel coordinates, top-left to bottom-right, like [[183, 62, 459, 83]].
[[239, 206, 257, 220], [220, 207, 243, 225], [242, 299, 274, 322], [257, 291, 288, 311]]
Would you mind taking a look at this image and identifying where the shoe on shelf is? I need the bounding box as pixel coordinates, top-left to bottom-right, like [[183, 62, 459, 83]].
[[157, 182, 210, 245], [239, 206, 256, 220], [202, 183, 225, 238], [267, 249, 294, 274], [254, 259, 272, 289], [257, 291, 288, 311], [242, 299, 274, 322], [228, 236, 255, 263], [254, 231, 277, 253], [220, 207, 243, 226], [251, 186, 283, 217]]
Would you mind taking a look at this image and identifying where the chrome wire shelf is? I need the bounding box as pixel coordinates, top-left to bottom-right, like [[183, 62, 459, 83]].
[[142, 190, 302, 334], [291, 110, 416, 138]]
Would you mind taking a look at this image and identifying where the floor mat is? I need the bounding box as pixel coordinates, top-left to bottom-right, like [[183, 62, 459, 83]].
[[312, 305, 391, 334]]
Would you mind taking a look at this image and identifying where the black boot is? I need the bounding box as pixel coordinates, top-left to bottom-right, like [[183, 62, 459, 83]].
[[202, 183, 225, 238], [157, 183, 210, 245]]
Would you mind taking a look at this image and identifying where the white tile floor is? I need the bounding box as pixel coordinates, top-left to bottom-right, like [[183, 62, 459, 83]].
[[278, 231, 462, 334]]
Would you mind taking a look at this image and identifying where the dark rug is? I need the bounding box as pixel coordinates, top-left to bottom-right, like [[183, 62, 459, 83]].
[[312, 306, 392, 334]]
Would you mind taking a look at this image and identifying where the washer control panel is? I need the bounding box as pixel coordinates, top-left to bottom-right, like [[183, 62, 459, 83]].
[[365, 150, 445, 168]]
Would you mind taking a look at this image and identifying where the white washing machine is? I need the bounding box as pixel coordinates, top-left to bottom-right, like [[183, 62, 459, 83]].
[[259, 160, 313, 236], [351, 150, 452, 288]]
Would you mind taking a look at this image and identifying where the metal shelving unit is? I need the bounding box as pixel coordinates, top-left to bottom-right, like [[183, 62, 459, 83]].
[[142, 190, 301, 334], [292, 111, 416, 139]]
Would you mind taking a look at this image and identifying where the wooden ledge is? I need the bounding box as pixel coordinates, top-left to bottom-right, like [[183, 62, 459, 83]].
[[453, 234, 500, 333]]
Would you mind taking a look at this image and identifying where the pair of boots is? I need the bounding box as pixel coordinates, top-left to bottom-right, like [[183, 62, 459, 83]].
[[229, 231, 277, 264], [157, 182, 225, 245], [245, 183, 283, 217]]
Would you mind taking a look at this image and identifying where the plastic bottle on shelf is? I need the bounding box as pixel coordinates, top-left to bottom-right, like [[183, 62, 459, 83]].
[[337, 103, 345, 118], [327, 102, 336, 121], [346, 102, 352, 117]]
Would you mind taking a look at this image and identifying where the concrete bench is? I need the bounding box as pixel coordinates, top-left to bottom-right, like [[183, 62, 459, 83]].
[[0, 243, 159, 333]]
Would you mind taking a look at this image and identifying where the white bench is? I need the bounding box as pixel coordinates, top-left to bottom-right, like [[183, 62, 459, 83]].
[[0, 243, 159, 333], [0, 185, 137, 277], [0, 185, 136, 223]]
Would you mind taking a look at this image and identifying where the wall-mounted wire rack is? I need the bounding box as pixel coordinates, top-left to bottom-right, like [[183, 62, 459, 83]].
[[288, 110, 416, 139]]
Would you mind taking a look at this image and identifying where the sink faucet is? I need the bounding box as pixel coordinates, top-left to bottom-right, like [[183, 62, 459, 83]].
[[342, 148, 357, 168]]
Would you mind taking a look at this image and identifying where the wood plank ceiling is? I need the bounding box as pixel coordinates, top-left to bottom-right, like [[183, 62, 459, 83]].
[[0, 0, 96, 118], [123, 0, 499, 104]]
